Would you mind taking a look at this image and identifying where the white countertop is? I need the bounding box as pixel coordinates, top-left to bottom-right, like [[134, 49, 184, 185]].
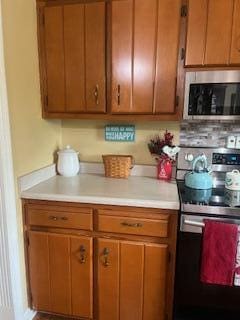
[[21, 173, 180, 210]]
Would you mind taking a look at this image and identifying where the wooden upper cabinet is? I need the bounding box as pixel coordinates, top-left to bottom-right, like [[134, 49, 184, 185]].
[[185, 0, 208, 66], [40, 2, 106, 113], [185, 0, 240, 67], [97, 238, 168, 320], [230, 0, 240, 64], [28, 231, 93, 318], [44, 6, 65, 112], [85, 2, 106, 112], [154, 0, 181, 114], [205, 0, 234, 65], [111, 0, 180, 115]]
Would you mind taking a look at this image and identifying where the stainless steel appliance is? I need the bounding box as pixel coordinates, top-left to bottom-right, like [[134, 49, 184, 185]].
[[183, 71, 240, 120], [174, 146, 240, 320]]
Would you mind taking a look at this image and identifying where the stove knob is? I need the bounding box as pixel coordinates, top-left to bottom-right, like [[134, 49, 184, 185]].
[[185, 153, 194, 162]]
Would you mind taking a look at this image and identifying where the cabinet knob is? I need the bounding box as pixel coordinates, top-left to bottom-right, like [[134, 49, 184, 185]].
[[101, 247, 110, 267], [49, 215, 58, 221], [79, 245, 86, 264]]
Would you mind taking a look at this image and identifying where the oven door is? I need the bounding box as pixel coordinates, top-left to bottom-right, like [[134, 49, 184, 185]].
[[183, 71, 240, 121], [174, 214, 240, 320]]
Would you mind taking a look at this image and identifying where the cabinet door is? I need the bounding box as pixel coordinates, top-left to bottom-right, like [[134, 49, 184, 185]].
[[205, 0, 234, 65], [97, 238, 168, 320], [230, 0, 240, 64], [186, 0, 236, 66], [64, 4, 85, 112], [42, 2, 106, 114], [111, 0, 133, 113], [28, 231, 93, 317], [154, 0, 181, 114], [185, 0, 208, 66], [44, 6, 65, 112], [111, 0, 156, 114], [85, 2, 106, 112]]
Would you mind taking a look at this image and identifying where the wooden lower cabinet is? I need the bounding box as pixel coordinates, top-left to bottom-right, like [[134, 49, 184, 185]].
[[24, 201, 177, 320], [28, 232, 93, 318], [97, 238, 168, 320]]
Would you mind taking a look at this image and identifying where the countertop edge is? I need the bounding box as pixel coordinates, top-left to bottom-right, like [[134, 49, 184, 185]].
[[21, 192, 180, 211]]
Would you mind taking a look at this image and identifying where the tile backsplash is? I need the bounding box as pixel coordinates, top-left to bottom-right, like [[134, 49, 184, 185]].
[[180, 121, 240, 147]]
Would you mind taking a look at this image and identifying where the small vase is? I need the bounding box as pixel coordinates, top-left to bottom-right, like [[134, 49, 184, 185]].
[[157, 159, 172, 181]]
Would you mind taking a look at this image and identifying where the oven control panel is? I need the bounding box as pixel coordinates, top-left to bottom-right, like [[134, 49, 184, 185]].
[[212, 153, 240, 165]]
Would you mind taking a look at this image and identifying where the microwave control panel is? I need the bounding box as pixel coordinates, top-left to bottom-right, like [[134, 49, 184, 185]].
[[212, 153, 240, 165]]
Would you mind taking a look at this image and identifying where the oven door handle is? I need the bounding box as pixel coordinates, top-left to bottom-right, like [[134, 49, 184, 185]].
[[181, 214, 240, 234]]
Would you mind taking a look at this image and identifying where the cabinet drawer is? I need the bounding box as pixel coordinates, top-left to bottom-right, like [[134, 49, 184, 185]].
[[28, 207, 93, 230], [97, 213, 169, 238]]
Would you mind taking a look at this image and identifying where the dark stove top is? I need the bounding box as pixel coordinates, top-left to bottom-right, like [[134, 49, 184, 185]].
[[177, 181, 240, 216]]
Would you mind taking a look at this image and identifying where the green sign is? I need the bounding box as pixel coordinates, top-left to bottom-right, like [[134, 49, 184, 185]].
[[105, 125, 135, 142]]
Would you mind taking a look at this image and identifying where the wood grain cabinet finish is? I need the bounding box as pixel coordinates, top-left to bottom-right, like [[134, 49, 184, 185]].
[[40, 1, 106, 113], [185, 0, 240, 66], [111, 0, 181, 115], [97, 238, 168, 320], [37, 0, 183, 119], [28, 231, 93, 318], [23, 201, 178, 320]]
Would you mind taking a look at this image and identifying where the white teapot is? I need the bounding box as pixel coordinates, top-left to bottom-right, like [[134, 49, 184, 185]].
[[57, 145, 80, 177]]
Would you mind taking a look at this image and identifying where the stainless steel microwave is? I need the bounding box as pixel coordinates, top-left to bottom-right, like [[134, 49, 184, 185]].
[[183, 70, 240, 120]]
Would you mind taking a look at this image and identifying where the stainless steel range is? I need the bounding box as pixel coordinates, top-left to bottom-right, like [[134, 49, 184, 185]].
[[174, 146, 240, 320]]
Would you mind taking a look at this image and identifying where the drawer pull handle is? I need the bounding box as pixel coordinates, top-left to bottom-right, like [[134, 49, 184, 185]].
[[117, 84, 121, 106], [49, 216, 68, 221], [49, 216, 58, 221], [94, 84, 99, 105], [79, 245, 86, 264], [101, 248, 110, 267], [121, 222, 143, 228]]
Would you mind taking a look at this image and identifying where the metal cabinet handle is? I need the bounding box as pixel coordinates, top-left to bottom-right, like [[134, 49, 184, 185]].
[[101, 248, 110, 267], [117, 85, 121, 106], [49, 216, 58, 221], [79, 245, 86, 264], [48, 216, 68, 221], [121, 222, 143, 228], [94, 85, 99, 105]]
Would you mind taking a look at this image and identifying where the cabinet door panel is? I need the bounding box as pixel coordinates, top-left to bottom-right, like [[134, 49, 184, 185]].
[[49, 234, 71, 315], [154, 0, 181, 114], [85, 2, 106, 113], [97, 239, 169, 320], [71, 236, 93, 318], [28, 232, 51, 311], [64, 4, 85, 112], [98, 238, 120, 320], [185, 0, 208, 66], [133, 0, 157, 113], [111, 0, 133, 113], [143, 244, 168, 320], [205, 0, 234, 65], [230, 0, 240, 64], [119, 242, 144, 320], [44, 6, 65, 112]]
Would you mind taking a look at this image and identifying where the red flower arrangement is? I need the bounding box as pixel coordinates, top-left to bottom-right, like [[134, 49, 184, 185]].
[[148, 130, 174, 160], [148, 130, 175, 180]]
